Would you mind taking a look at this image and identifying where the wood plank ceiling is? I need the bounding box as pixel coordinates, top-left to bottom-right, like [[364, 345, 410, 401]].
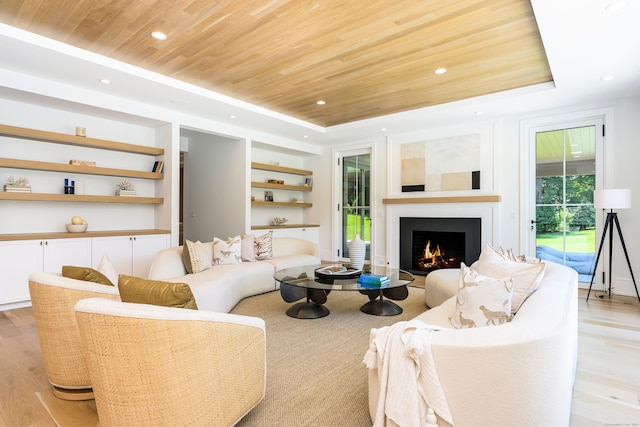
[[0, 0, 552, 127]]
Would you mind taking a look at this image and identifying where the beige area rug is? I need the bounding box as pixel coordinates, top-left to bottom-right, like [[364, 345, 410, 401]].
[[232, 286, 427, 427]]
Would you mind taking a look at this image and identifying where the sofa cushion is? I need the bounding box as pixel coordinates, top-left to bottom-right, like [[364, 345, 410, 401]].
[[450, 263, 513, 329], [182, 240, 212, 273], [62, 265, 114, 286], [241, 234, 256, 262], [118, 275, 198, 310], [213, 236, 242, 265], [96, 253, 119, 285], [474, 243, 546, 314], [255, 231, 274, 260]]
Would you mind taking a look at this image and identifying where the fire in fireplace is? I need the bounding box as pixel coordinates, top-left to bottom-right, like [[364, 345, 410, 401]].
[[400, 217, 481, 276]]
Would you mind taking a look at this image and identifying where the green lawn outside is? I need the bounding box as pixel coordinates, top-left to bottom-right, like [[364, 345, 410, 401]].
[[536, 230, 596, 253], [346, 213, 371, 242]]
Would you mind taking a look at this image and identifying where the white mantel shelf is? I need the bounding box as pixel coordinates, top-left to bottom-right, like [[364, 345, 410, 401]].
[[382, 195, 501, 204]]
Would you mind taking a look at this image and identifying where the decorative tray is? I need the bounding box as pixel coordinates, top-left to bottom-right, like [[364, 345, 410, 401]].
[[314, 265, 362, 279]]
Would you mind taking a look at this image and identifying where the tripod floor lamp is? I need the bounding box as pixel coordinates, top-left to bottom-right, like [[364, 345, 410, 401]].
[[587, 188, 640, 302]]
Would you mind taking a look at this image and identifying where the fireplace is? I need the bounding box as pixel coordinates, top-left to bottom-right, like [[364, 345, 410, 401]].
[[400, 217, 482, 276]]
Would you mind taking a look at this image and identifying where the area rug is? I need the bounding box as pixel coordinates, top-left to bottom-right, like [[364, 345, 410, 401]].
[[232, 286, 427, 426]]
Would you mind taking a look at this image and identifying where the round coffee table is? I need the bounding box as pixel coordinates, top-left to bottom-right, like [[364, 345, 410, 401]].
[[274, 264, 414, 319]]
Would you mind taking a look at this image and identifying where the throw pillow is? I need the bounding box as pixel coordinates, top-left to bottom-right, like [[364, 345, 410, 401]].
[[241, 234, 256, 262], [450, 263, 513, 329], [474, 243, 546, 314], [254, 231, 273, 260], [213, 235, 242, 265], [118, 275, 198, 309], [97, 253, 119, 285], [182, 240, 212, 274], [62, 266, 114, 286]]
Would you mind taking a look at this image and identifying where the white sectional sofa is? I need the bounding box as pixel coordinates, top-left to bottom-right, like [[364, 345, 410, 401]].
[[147, 237, 320, 312], [368, 260, 578, 427]]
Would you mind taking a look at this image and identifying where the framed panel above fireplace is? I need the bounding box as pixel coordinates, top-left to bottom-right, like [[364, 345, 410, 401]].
[[400, 217, 481, 276]]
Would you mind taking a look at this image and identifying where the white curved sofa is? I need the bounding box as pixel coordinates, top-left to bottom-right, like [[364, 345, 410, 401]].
[[147, 237, 320, 312], [368, 260, 578, 427]]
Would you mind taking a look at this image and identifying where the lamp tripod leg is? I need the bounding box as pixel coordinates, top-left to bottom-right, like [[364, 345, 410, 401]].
[[587, 213, 612, 301], [612, 214, 640, 303]]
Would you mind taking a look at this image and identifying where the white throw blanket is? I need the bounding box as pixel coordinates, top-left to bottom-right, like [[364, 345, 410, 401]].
[[364, 319, 453, 427]]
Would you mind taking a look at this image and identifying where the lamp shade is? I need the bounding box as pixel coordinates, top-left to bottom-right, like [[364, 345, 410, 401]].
[[594, 189, 631, 210]]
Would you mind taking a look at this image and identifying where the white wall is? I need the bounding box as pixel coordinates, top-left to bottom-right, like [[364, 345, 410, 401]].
[[324, 96, 640, 297], [182, 129, 247, 241]]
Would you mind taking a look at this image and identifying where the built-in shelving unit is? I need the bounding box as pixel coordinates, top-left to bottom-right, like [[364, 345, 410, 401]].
[[250, 161, 314, 229], [0, 123, 164, 205]]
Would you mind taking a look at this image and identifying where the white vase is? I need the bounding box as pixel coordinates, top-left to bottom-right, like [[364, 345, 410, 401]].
[[349, 234, 366, 270]]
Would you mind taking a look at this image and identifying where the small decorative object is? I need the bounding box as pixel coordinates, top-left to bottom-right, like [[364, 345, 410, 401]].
[[66, 215, 88, 233], [116, 180, 136, 197], [64, 178, 75, 194], [75, 126, 86, 137], [304, 177, 313, 188], [69, 160, 96, 166], [268, 179, 285, 185], [272, 216, 288, 226], [264, 191, 273, 202], [349, 234, 366, 270], [4, 176, 31, 193]]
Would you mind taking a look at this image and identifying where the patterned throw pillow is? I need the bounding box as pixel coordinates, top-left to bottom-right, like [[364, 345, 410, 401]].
[[182, 240, 212, 273], [62, 266, 114, 286], [450, 263, 513, 329], [118, 275, 198, 309], [254, 231, 273, 260], [474, 243, 546, 314], [213, 236, 242, 265]]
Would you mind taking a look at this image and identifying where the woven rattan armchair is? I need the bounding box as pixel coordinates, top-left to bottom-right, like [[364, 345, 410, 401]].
[[28, 271, 120, 400], [74, 297, 266, 427]]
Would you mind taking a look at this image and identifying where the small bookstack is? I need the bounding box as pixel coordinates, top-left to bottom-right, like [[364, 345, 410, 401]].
[[4, 184, 31, 193], [357, 273, 390, 287]]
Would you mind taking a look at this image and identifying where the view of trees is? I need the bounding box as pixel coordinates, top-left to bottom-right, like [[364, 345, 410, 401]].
[[536, 174, 595, 232]]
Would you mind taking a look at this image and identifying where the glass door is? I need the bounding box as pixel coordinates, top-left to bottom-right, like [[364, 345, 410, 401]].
[[533, 121, 602, 282], [341, 152, 371, 261]]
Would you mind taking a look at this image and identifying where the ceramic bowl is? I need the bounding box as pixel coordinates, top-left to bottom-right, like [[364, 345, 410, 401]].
[[66, 223, 88, 233]]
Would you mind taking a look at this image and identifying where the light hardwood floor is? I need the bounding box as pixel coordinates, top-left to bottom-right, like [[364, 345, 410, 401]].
[[0, 289, 638, 427]]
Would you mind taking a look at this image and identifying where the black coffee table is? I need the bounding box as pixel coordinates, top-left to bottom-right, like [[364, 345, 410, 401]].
[[274, 264, 414, 319]]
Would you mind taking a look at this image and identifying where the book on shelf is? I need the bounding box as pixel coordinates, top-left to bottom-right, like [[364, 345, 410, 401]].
[[152, 161, 164, 173], [116, 189, 137, 197], [4, 185, 32, 193]]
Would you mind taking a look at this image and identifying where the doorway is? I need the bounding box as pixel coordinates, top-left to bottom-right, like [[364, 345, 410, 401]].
[[531, 119, 603, 282], [338, 149, 371, 262]]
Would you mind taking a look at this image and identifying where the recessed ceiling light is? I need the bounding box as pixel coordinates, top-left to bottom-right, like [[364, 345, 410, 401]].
[[303, 135, 309, 138], [434, 67, 448, 75], [151, 31, 167, 40], [381, 128, 387, 132], [99, 78, 111, 84], [605, 1, 626, 12], [474, 111, 484, 115], [601, 75, 614, 81], [229, 114, 237, 119], [316, 100, 326, 105]]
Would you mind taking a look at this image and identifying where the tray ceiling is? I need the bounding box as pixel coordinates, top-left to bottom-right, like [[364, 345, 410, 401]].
[[0, 0, 552, 127]]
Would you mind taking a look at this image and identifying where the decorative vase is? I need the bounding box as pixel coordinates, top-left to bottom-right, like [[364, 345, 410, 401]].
[[349, 234, 366, 270]]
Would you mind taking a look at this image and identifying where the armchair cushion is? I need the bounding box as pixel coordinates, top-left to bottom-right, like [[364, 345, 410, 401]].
[[118, 275, 198, 310], [62, 265, 114, 286]]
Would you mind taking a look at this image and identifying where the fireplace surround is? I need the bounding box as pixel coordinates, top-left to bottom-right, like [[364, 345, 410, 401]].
[[399, 217, 481, 276]]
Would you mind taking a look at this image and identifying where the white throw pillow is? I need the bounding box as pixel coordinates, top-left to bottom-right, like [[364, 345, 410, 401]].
[[474, 243, 546, 314], [97, 253, 119, 285], [182, 240, 212, 273], [213, 236, 242, 265], [254, 231, 273, 260], [450, 263, 513, 329], [241, 234, 256, 262]]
